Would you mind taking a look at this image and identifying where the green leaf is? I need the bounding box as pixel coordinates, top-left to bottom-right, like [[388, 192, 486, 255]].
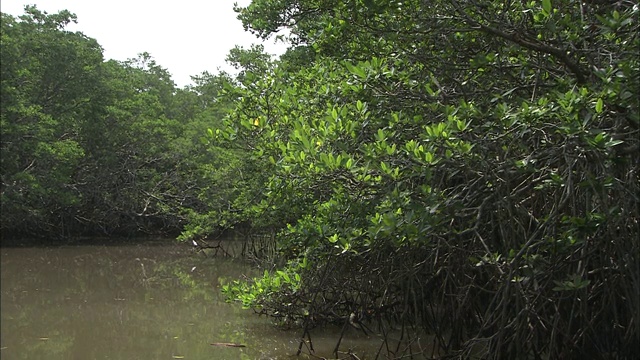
[[542, 0, 552, 15], [345, 157, 353, 169], [345, 62, 366, 79], [594, 132, 605, 144], [386, 143, 396, 155], [425, 151, 434, 164], [605, 139, 624, 148], [380, 161, 389, 173], [595, 98, 604, 114], [328, 234, 339, 243]]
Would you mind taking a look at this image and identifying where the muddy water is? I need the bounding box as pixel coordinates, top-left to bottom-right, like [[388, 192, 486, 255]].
[[0, 239, 379, 360]]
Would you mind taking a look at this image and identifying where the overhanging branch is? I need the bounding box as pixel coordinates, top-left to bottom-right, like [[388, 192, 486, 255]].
[[449, 0, 588, 84]]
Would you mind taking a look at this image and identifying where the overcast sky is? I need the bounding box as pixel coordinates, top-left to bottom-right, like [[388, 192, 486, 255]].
[[1, 0, 288, 87]]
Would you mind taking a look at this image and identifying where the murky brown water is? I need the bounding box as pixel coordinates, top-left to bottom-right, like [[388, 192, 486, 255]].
[[0, 239, 380, 360]]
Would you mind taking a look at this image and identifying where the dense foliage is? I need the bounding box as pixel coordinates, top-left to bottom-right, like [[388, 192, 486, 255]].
[[1, 6, 258, 239], [220, 0, 639, 358], [1, 2, 638, 359]]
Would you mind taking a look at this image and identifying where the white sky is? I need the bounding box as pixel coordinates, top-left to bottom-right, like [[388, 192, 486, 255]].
[[0, 0, 289, 87]]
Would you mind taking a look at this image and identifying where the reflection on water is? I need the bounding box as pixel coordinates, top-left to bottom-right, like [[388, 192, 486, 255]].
[[0, 239, 379, 360]]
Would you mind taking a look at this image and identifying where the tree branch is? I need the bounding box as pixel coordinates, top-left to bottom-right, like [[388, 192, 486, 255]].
[[449, 0, 588, 84]]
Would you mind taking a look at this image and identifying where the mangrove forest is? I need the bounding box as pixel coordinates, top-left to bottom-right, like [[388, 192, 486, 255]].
[[1, 1, 638, 359]]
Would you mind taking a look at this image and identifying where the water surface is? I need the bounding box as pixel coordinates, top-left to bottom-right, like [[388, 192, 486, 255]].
[[0, 239, 378, 360]]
